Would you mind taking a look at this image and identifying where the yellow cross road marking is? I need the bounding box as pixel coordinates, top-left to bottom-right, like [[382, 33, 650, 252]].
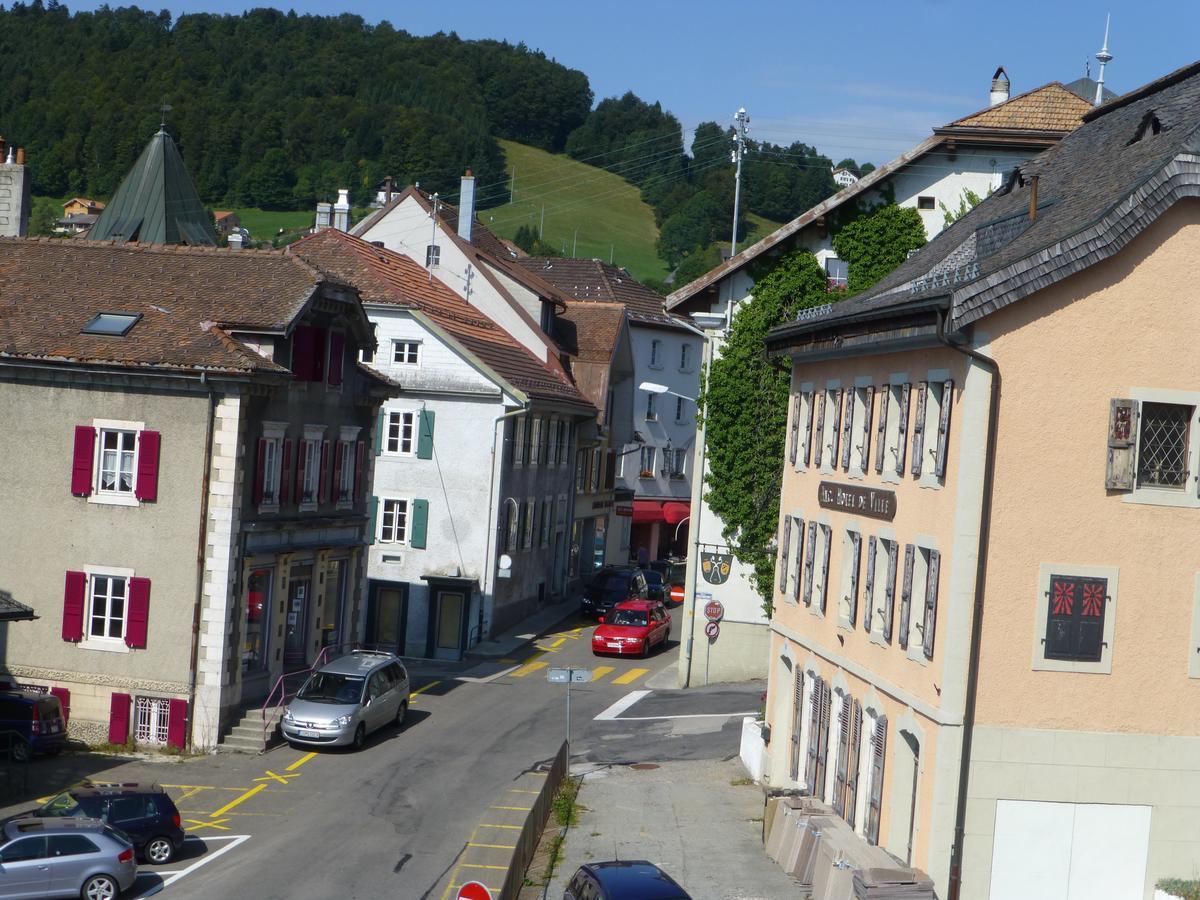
[[591, 666, 615, 682], [467, 842, 517, 850], [410, 680, 441, 698], [253, 770, 300, 785], [174, 786, 208, 802], [490, 805, 532, 811], [211, 783, 266, 817], [511, 660, 548, 677], [613, 667, 650, 685], [286, 752, 317, 771], [184, 817, 230, 831], [460, 863, 508, 870], [479, 823, 522, 829]]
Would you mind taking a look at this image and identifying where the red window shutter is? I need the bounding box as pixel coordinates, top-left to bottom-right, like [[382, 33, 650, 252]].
[[62, 571, 86, 642], [125, 577, 150, 648], [318, 440, 331, 503], [354, 441, 365, 500], [134, 430, 161, 501], [108, 692, 132, 745], [166, 698, 188, 750], [291, 325, 314, 380], [49, 687, 70, 723], [332, 441, 344, 503], [312, 327, 328, 382], [327, 332, 345, 386], [296, 440, 308, 502], [279, 439, 294, 506], [253, 438, 267, 505], [71, 426, 96, 496]]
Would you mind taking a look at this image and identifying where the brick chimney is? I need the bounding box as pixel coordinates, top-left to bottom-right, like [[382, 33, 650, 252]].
[[0, 142, 30, 237], [457, 170, 475, 242], [990, 66, 1010, 107], [332, 188, 350, 232]]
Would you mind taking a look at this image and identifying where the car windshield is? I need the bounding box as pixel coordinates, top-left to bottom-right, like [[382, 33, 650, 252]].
[[610, 610, 648, 627], [35, 792, 80, 817], [592, 573, 632, 599], [297, 672, 364, 704]]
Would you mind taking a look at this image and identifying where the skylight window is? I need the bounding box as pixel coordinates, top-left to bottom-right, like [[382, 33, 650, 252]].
[[82, 312, 141, 336]]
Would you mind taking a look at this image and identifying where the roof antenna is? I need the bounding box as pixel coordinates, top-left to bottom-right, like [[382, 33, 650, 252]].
[[158, 101, 172, 135], [1093, 14, 1113, 107]]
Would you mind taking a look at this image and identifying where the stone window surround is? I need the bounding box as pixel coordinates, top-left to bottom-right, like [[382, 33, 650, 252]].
[[1125, 386, 1200, 510], [1030, 562, 1119, 675]]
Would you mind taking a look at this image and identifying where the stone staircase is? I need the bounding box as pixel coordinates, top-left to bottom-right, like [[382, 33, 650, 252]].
[[219, 704, 284, 754]]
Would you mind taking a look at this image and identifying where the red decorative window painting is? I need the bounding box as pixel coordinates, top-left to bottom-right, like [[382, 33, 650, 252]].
[[1046, 575, 1107, 662]]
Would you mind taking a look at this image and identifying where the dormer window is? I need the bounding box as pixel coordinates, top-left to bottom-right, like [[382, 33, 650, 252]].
[[1128, 111, 1163, 145], [82, 312, 140, 336]]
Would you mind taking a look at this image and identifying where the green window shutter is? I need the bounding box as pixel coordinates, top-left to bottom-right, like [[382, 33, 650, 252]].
[[374, 409, 386, 457], [367, 496, 379, 545], [417, 410, 436, 460], [410, 499, 429, 548]]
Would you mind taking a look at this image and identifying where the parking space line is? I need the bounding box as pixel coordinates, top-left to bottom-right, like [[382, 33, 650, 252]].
[[509, 788, 539, 794], [460, 863, 508, 870], [285, 752, 317, 771], [612, 667, 650, 685], [479, 823, 522, 829], [490, 804, 531, 811], [410, 680, 441, 699], [211, 783, 266, 817], [591, 666, 614, 682], [511, 660, 548, 677], [467, 842, 516, 850], [160, 834, 251, 889]]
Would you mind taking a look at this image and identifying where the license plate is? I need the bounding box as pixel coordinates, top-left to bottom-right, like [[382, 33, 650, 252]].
[[607, 642, 622, 649], [298, 729, 319, 738]]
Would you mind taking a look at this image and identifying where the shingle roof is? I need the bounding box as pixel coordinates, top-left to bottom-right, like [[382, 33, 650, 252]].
[[0, 238, 330, 375], [0, 590, 35, 622], [289, 229, 593, 409], [555, 301, 627, 362], [944, 83, 1092, 134], [766, 59, 1200, 351], [515, 257, 689, 331]]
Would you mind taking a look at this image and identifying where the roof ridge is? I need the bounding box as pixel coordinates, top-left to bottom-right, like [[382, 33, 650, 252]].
[[1084, 57, 1200, 122]]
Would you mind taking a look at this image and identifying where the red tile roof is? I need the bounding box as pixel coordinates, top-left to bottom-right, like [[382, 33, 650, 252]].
[[516, 257, 688, 331]]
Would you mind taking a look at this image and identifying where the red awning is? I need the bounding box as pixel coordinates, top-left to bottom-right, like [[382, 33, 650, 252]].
[[632, 500, 664, 523], [662, 501, 690, 525]]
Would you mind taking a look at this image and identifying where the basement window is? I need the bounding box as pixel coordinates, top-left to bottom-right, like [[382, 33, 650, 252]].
[[917, 196, 936, 210], [82, 312, 141, 337]]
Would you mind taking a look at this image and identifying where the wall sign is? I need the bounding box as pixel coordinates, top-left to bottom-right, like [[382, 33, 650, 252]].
[[818, 481, 896, 521], [700, 552, 732, 585]]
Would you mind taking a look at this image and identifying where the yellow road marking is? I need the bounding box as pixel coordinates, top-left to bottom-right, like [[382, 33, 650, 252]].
[[184, 817, 230, 831], [174, 786, 208, 801], [509, 788, 539, 794], [499, 657, 517, 663], [490, 805, 531, 811], [211, 783, 266, 817], [613, 667, 649, 685], [550, 637, 566, 648], [591, 666, 615, 682], [460, 863, 508, 870], [253, 770, 300, 785], [467, 842, 517, 850], [410, 680, 441, 698], [286, 752, 317, 771], [511, 660, 548, 677], [450, 886, 502, 894], [479, 823, 522, 829]]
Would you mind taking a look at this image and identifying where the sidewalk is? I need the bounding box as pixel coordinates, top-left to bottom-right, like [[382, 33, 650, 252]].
[[546, 757, 802, 900]]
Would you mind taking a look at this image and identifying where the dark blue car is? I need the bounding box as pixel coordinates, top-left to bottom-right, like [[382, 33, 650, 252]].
[[0, 690, 66, 761], [564, 861, 692, 899]]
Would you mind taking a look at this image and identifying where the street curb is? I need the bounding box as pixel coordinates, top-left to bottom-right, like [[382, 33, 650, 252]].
[[465, 601, 581, 660]]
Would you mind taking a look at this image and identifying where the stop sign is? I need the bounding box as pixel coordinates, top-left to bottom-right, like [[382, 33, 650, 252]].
[[704, 599, 724, 621], [457, 883, 493, 900]]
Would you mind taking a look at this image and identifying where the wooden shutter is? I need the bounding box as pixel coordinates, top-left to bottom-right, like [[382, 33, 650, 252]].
[[1045, 575, 1108, 662], [331, 441, 344, 503], [166, 699, 188, 750], [895, 383, 910, 474], [818, 526, 832, 614], [923, 549, 940, 659], [864, 536, 877, 634], [803, 522, 817, 606], [62, 570, 86, 642], [327, 331, 345, 386], [883, 541, 898, 642], [875, 387, 889, 474], [410, 499, 429, 549], [253, 438, 267, 505], [279, 439, 293, 506], [311, 328, 327, 382], [910, 382, 928, 476], [899, 543, 915, 649], [125, 577, 150, 649], [833, 697, 851, 816], [108, 692, 132, 745], [318, 440, 331, 503], [847, 532, 862, 627], [805, 677, 822, 788], [789, 669, 804, 782], [840, 391, 854, 470], [816, 680, 832, 799], [859, 386, 874, 471], [134, 430, 161, 501], [813, 393, 826, 467], [803, 393, 815, 466], [778, 516, 792, 594], [846, 700, 863, 829], [789, 394, 801, 467], [1106, 398, 1138, 490], [417, 409, 436, 460], [367, 496, 379, 546], [50, 687, 70, 723], [374, 409, 386, 456], [354, 441, 366, 500], [71, 425, 96, 496], [935, 380, 953, 478], [866, 714, 887, 845], [291, 325, 315, 380], [791, 518, 805, 603], [830, 389, 843, 467]]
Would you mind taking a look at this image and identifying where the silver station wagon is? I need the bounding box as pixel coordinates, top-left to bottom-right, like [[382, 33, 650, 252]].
[[281, 650, 410, 750]]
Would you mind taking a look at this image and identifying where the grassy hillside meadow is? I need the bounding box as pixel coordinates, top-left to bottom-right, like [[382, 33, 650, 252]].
[[483, 140, 668, 282]]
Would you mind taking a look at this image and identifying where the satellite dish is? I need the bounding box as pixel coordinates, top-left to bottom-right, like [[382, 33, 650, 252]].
[[499, 554, 513, 571]]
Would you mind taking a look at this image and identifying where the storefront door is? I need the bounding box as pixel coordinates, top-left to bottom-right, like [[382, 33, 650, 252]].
[[369, 584, 407, 653], [434, 591, 465, 660], [284, 565, 312, 666]]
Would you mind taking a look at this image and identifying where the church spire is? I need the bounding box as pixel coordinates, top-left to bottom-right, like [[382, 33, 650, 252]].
[[1094, 14, 1113, 107]]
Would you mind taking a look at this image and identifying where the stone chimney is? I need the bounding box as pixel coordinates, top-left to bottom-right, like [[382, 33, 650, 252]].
[[0, 141, 30, 237], [457, 170, 475, 242], [315, 201, 332, 231], [332, 188, 351, 232], [990, 66, 1010, 107]]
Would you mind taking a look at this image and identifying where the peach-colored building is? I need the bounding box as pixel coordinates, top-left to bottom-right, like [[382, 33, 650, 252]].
[[760, 60, 1200, 900]]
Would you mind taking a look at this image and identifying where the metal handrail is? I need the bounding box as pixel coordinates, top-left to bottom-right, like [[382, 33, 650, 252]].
[[260, 646, 333, 747]]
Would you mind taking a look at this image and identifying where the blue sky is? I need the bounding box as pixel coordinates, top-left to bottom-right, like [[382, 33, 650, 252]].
[[69, 0, 1200, 166]]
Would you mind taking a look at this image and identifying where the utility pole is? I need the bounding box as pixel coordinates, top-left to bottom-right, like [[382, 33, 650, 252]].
[[539, 205, 545, 239], [509, 168, 516, 203], [572, 227, 578, 258], [730, 107, 750, 255], [428, 192, 440, 284]]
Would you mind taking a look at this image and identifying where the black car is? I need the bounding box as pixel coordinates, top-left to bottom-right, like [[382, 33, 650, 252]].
[[564, 861, 692, 899], [582, 567, 648, 620], [14, 781, 185, 864], [0, 690, 67, 761], [642, 569, 667, 603]]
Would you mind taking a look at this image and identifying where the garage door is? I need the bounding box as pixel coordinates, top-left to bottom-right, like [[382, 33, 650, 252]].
[[989, 800, 1151, 900]]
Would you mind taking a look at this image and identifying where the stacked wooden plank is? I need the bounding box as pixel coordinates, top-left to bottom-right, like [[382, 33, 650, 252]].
[[851, 867, 937, 898]]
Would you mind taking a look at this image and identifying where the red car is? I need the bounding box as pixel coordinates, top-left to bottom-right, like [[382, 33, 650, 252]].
[[591, 600, 671, 658]]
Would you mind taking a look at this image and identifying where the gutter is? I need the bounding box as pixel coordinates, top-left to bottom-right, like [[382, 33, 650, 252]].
[[936, 311, 1001, 900], [187, 372, 219, 750]]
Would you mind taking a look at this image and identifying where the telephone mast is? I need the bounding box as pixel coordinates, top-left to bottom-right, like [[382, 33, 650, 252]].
[[730, 107, 750, 255]]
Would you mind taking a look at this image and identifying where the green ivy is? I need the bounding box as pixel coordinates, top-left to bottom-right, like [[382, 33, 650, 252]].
[[831, 204, 927, 294]]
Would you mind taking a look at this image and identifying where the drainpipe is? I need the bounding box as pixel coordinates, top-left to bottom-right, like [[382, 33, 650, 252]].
[[480, 404, 529, 643], [936, 310, 1001, 900], [187, 373, 219, 750]]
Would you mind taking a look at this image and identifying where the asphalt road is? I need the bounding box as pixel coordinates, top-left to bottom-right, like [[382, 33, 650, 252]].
[[3, 606, 765, 900]]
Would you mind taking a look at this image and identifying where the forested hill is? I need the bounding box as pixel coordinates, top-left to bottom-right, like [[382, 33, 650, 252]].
[[0, 3, 592, 206]]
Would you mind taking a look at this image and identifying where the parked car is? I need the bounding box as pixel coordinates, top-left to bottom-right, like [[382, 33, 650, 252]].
[[564, 860, 691, 899], [7, 781, 185, 865], [582, 567, 649, 620], [0, 816, 137, 900], [591, 600, 671, 658], [642, 569, 667, 604], [0, 690, 67, 762], [281, 650, 410, 751]]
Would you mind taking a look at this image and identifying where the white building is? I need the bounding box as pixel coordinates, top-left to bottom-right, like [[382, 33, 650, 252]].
[[666, 68, 1096, 686]]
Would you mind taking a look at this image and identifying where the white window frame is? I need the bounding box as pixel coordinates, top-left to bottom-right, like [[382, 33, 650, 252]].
[[645, 392, 658, 421], [298, 430, 322, 509], [1031, 562, 1119, 675], [392, 340, 421, 366], [378, 497, 410, 544], [906, 539, 936, 663], [882, 377, 908, 486], [385, 410, 417, 456], [80, 564, 135, 653], [795, 385, 814, 472], [134, 696, 170, 745], [819, 384, 840, 474], [89, 418, 145, 508], [1126, 387, 1200, 509], [918, 369, 950, 489], [838, 525, 862, 630], [649, 339, 663, 369], [258, 422, 287, 510], [336, 440, 355, 506], [425, 244, 440, 268]]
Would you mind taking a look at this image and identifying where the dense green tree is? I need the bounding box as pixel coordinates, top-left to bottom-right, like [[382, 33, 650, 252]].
[[831, 203, 926, 293], [656, 191, 724, 267], [670, 242, 724, 289]]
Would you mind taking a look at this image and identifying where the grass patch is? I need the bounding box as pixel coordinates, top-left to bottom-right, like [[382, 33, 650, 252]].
[[552, 775, 582, 828], [1159, 879, 1200, 899], [226, 208, 312, 242], [545, 832, 566, 882], [482, 140, 667, 283], [730, 775, 755, 786]]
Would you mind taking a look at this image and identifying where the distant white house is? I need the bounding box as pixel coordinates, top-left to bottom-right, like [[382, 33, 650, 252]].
[[831, 167, 858, 188]]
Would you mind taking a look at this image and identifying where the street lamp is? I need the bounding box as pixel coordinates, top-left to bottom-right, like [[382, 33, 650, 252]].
[[639, 381, 697, 403]]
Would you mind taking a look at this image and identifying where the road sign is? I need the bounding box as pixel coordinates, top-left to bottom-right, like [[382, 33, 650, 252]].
[[548, 667, 591, 684], [704, 599, 725, 622], [670, 584, 685, 604], [614, 504, 634, 517], [457, 882, 493, 900], [705, 620, 720, 639]]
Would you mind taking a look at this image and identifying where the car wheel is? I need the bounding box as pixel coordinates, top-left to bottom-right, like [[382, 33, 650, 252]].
[[11, 741, 29, 763], [351, 723, 366, 751], [145, 835, 175, 864], [640, 640, 649, 659], [81, 874, 119, 900], [396, 700, 408, 727]]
